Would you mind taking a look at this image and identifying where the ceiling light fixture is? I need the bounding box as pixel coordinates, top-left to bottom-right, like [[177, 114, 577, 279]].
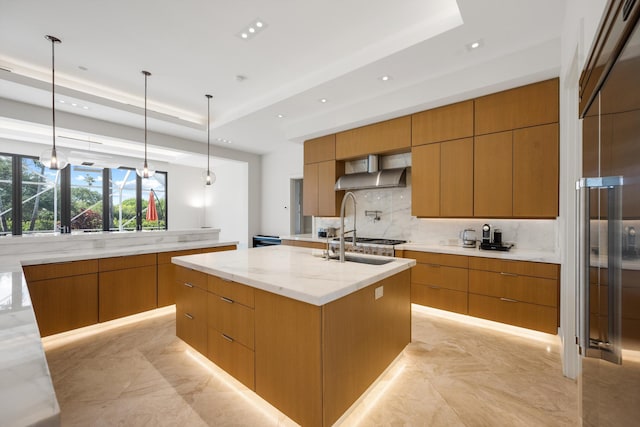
[[237, 19, 268, 41], [466, 39, 483, 51], [319, 98, 328, 103], [40, 35, 68, 170], [277, 114, 284, 118], [379, 75, 392, 82], [204, 94, 215, 186], [136, 70, 155, 178]]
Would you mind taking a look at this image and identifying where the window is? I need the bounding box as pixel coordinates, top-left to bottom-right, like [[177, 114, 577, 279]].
[[0, 153, 168, 235], [21, 157, 61, 234], [0, 155, 12, 236], [70, 165, 103, 231]]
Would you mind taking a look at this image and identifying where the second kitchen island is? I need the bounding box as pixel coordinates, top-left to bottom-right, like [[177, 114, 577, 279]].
[[172, 245, 415, 427]]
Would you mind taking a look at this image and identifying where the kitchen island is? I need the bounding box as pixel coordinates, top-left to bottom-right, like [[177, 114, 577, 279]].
[[172, 245, 416, 427]]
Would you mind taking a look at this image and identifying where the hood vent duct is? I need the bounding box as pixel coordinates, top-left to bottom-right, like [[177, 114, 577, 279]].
[[334, 154, 407, 191]]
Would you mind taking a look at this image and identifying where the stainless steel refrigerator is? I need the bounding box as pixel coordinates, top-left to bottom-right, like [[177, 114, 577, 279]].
[[578, 1, 640, 425]]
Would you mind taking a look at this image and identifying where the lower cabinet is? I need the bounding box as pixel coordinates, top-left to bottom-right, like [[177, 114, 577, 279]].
[[407, 251, 560, 334], [176, 267, 208, 355], [281, 239, 326, 250], [98, 254, 158, 322]]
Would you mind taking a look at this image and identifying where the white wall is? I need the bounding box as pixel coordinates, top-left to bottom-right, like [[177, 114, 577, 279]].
[[259, 142, 303, 237]]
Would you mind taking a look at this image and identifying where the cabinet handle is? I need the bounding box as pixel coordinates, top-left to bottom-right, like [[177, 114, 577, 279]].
[[222, 333, 234, 342], [499, 297, 519, 303], [183, 282, 194, 288], [220, 296, 234, 304], [429, 285, 441, 290], [500, 272, 518, 277], [184, 313, 194, 320]]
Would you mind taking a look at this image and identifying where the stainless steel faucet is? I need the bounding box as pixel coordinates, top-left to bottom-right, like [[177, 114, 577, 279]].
[[339, 191, 357, 262]]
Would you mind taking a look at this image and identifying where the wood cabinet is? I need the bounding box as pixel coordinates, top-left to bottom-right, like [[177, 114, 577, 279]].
[[157, 245, 236, 307], [336, 116, 411, 160], [98, 253, 157, 322], [411, 143, 440, 217], [281, 239, 326, 250], [412, 100, 474, 145], [304, 134, 336, 164], [474, 78, 559, 135], [23, 259, 99, 337], [474, 131, 513, 217], [406, 251, 469, 314], [468, 258, 559, 334], [208, 276, 255, 389], [513, 123, 559, 217], [303, 134, 344, 217], [175, 266, 208, 355]]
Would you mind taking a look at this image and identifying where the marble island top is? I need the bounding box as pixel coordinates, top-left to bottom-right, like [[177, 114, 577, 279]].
[[172, 245, 416, 306]]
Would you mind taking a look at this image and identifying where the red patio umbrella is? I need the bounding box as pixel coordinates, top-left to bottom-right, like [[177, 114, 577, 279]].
[[146, 190, 158, 221]]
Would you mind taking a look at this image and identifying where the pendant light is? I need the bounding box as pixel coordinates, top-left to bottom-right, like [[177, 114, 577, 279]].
[[40, 35, 68, 170], [204, 94, 216, 185], [136, 70, 155, 178]]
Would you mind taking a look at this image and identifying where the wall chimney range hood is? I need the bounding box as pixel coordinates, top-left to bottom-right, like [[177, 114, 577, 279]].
[[334, 154, 407, 191]]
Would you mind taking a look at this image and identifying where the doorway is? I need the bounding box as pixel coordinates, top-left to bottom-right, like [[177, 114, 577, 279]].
[[290, 178, 312, 235]]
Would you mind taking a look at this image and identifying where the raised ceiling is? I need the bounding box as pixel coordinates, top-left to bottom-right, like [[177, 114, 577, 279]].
[[0, 0, 566, 160]]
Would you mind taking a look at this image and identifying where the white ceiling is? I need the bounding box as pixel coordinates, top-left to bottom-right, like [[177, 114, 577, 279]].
[[0, 0, 567, 159]]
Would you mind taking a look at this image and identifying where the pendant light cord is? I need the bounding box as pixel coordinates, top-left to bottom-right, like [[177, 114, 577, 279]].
[[46, 35, 61, 151], [206, 94, 212, 174], [144, 71, 148, 166]]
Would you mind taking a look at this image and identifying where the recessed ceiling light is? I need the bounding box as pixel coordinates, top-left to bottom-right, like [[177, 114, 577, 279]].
[[237, 19, 268, 41], [466, 39, 483, 51], [59, 100, 65, 103], [379, 75, 392, 81], [319, 98, 328, 103], [277, 114, 284, 118]]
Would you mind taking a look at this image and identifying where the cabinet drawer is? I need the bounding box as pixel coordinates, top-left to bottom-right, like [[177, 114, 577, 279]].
[[177, 295, 208, 355], [468, 294, 558, 334], [403, 251, 468, 268], [469, 270, 558, 307], [411, 283, 467, 314], [23, 259, 98, 281], [468, 257, 559, 280], [208, 327, 255, 390], [99, 253, 156, 271], [208, 293, 255, 350], [175, 266, 208, 289], [412, 264, 468, 292], [176, 280, 208, 320], [208, 275, 255, 308]]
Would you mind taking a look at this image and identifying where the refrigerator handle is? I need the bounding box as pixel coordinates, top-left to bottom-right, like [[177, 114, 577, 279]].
[[605, 183, 623, 364], [576, 179, 591, 355]]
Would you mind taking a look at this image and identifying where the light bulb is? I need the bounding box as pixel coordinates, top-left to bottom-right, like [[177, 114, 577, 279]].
[[40, 147, 68, 170]]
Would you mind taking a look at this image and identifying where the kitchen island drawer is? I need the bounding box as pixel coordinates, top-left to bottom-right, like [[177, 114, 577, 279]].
[[209, 276, 254, 308], [176, 284, 208, 355], [411, 283, 467, 314], [208, 327, 255, 390], [468, 294, 558, 334], [175, 266, 208, 289], [98, 253, 156, 271], [208, 293, 255, 350], [468, 257, 558, 279], [469, 270, 558, 307], [403, 251, 468, 268], [412, 263, 468, 292]]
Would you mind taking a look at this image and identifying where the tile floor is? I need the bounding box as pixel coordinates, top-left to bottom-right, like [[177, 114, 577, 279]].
[[43, 305, 578, 426]]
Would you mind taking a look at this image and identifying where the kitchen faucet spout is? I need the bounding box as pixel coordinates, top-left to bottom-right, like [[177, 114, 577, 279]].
[[339, 191, 357, 262]]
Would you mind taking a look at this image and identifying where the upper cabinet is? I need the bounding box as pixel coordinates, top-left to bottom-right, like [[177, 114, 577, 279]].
[[412, 100, 474, 146], [335, 116, 411, 160], [303, 135, 344, 217], [474, 79, 559, 135]]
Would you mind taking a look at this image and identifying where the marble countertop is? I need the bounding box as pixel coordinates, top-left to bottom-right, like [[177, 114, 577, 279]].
[[172, 245, 416, 306], [279, 234, 560, 264], [0, 230, 236, 427]]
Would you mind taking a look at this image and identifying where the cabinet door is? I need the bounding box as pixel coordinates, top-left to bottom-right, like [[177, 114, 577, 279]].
[[412, 100, 474, 145], [336, 116, 411, 159], [318, 160, 343, 217], [176, 283, 208, 355], [441, 138, 474, 217], [27, 273, 98, 337], [474, 78, 559, 135], [99, 265, 157, 322], [513, 123, 559, 218], [303, 162, 319, 216], [411, 143, 440, 217], [304, 134, 335, 164], [208, 328, 255, 390], [474, 132, 512, 217], [157, 263, 176, 307]]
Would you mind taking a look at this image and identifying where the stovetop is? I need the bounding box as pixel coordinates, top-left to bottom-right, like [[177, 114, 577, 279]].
[[332, 237, 406, 245]]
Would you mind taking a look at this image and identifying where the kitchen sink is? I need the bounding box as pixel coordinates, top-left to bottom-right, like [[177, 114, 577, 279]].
[[341, 254, 394, 265]]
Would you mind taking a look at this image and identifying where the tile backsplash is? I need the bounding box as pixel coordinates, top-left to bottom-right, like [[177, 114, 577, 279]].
[[315, 153, 558, 252]]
